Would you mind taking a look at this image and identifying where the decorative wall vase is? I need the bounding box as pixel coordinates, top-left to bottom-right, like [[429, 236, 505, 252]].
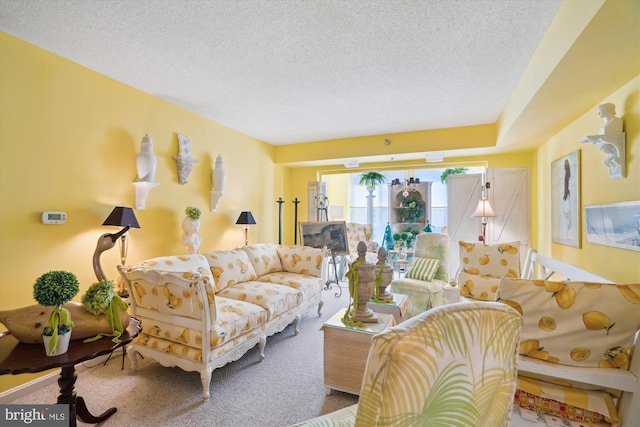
[[181, 216, 202, 254], [210, 155, 226, 211], [136, 134, 157, 182], [43, 329, 71, 356], [172, 134, 199, 185]]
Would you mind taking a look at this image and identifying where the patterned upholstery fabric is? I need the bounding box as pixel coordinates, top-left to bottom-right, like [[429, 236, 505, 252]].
[[389, 233, 450, 318], [457, 241, 521, 301], [242, 243, 283, 276], [203, 249, 258, 291], [498, 277, 640, 369], [345, 222, 373, 255], [291, 302, 523, 426], [276, 245, 324, 276]]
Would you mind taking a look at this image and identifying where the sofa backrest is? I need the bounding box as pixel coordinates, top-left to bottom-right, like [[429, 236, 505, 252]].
[[275, 245, 324, 277], [203, 249, 258, 291], [412, 232, 450, 282], [355, 301, 522, 426], [346, 222, 373, 254], [242, 243, 283, 276]]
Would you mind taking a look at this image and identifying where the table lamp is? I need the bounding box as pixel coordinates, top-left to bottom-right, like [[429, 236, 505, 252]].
[[94, 207, 140, 295], [471, 198, 495, 242], [236, 211, 256, 245]]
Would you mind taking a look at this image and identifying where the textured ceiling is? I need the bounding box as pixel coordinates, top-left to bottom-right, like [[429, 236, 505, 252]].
[[0, 0, 564, 147]]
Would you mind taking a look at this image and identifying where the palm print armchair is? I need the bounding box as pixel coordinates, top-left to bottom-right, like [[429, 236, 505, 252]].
[[291, 301, 523, 426]]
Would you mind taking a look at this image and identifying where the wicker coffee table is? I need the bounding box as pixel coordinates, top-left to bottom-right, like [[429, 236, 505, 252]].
[[322, 308, 395, 395]]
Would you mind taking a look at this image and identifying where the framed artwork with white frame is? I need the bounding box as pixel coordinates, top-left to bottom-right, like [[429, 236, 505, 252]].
[[551, 150, 581, 247], [585, 201, 640, 251]]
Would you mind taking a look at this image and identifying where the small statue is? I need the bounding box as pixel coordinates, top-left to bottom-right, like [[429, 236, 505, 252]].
[[597, 103, 623, 135]]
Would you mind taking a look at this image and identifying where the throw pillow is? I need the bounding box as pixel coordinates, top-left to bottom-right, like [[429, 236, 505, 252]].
[[405, 257, 441, 282], [498, 277, 640, 369]]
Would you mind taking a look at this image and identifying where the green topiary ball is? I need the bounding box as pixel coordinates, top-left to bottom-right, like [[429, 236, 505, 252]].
[[33, 271, 80, 307]]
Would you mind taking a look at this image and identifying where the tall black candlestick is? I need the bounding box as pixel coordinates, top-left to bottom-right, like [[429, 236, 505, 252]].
[[276, 197, 284, 244], [293, 198, 300, 244]]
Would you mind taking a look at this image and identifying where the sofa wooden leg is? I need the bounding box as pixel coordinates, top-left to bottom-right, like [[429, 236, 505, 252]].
[[200, 367, 213, 401], [127, 349, 139, 371], [258, 336, 267, 361], [294, 314, 301, 335]]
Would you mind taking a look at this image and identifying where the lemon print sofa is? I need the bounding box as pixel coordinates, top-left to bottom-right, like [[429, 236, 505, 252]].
[[118, 243, 325, 400]]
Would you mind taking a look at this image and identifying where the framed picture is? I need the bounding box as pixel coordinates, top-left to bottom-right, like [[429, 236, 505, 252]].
[[585, 201, 640, 251], [551, 150, 581, 247], [299, 221, 349, 256]]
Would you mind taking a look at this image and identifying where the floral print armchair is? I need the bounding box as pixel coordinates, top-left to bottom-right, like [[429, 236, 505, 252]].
[[291, 302, 523, 426]]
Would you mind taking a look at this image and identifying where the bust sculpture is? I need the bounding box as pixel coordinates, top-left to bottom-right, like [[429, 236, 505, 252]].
[[597, 103, 623, 135]]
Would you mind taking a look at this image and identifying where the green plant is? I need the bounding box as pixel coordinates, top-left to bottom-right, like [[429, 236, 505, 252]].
[[440, 167, 469, 184], [358, 172, 386, 188], [404, 196, 423, 223], [82, 280, 129, 343], [185, 206, 201, 220], [392, 233, 401, 241], [33, 270, 80, 353]]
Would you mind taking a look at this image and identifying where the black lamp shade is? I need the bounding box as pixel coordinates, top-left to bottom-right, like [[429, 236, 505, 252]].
[[236, 211, 256, 225], [102, 206, 140, 228]]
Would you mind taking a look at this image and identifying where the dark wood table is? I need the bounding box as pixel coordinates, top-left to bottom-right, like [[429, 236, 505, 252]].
[[0, 318, 141, 427]]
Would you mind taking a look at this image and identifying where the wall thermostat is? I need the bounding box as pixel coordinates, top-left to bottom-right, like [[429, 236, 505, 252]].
[[42, 211, 67, 224]]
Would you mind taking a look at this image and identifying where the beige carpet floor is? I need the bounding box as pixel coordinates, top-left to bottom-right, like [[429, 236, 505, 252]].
[[9, 282, 358, 426]]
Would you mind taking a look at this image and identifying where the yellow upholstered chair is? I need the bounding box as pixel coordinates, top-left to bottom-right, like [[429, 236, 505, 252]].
[[345, 222, 378, 262], [389, 232, 450, 317], [456, 240, 521, 302], [291, 302, 523, 426]]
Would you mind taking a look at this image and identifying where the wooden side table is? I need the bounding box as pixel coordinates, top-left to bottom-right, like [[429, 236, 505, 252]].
[[0, 318, 141, 427], [367, 293, 410, 323], [322, 308, 394, 395]]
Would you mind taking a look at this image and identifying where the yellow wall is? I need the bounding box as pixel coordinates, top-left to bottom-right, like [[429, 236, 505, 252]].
[[535, 76, 640, 283], [0, 32, 286, 309]]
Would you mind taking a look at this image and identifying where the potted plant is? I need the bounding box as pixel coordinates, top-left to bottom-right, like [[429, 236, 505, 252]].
[[33, 270, 80, 356], [440, 167, 469, 184], [358, 171, 386, 189], [81, 280, 129, 343]]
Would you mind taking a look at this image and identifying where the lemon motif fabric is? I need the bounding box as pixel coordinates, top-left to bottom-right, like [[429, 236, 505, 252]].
[[276, 245, 324, 276], [242, 243, 283, 276], [458, 241, 521, 301], [204, 249, 258, 291], [346, 222, 373, 255], [498, 277, 640, 369]]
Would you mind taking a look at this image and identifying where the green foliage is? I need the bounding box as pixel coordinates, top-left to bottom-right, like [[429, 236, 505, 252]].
[[33, 270, 79, 352], [359, 172, 386, 188], [33, 271, 80, 307], [440, 167, 469, 184], [185, 206, 201, 220], [392, 233, 402, 241], [403, 197, 423, 223], [82, 280, 115, 315]]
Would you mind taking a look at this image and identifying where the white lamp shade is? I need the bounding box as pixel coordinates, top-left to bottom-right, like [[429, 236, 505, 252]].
[[471, 199, 496, 217]]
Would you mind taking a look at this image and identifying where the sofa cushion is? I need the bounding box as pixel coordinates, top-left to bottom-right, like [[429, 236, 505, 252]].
[[405, 257, 441, 282], [258, 272, 323, 299], [203, 249, 258, 291], [211, 296, 268, 348], [242, 244, 283, 276], [276, 245, 324, 277], [217, 282, 303, 321], [498, 277, 640, 369], [459, 241, 521, 301]]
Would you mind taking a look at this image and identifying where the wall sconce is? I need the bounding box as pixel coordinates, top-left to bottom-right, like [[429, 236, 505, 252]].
[[133, 134, 159, 209], [236, 211, 256, 245], [578, 103, 626, 179], [94, 206, 140, 296], [210, 155, 226, 211], [471, 182, 496, 242], [172, 133, 199, 185]]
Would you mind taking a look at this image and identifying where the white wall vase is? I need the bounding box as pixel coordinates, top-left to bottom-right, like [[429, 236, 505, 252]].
[[136, 134, 157, 182], [210, 155, 226, 211], [43, 329, 71, 356]]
